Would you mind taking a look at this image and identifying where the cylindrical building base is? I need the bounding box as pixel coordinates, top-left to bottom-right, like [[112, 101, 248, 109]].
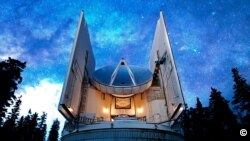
[[61, 128, 184, 141]]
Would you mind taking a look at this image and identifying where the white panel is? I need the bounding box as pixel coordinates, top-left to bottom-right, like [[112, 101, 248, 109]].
[[123, 87, 132, 94], [114, 87, 123, 94], [132, 86, 140, 94], [141, 84, 148, 93], [100, 84, 107, 93], [58, 11, 96, 120], [146, 81, 152, 88], [149, 12, 185, 121]]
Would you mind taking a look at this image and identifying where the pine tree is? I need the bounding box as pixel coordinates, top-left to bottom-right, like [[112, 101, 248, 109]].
[[183, 98, 210, 141], [29, 112, 39, 140], [231, 67, 250, 128], [192, 98, 209, 141], [182, 104, 192, 141], [2, 96, 22, 140], [16, 116, 24, 141], [196, 98, 202, 111], [35, 112, 47, 141], [17, 116, 24, 129], [15, 111, 48, 141], [19, 110, 39, 141], [208, 87, 238, 140], [21, 110, 32, 141], [0, 57, 26, 125], [47, 119, 60, 141]]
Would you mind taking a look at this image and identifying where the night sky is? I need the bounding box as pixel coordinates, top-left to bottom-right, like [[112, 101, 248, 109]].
[[0, 0, 249, 135]]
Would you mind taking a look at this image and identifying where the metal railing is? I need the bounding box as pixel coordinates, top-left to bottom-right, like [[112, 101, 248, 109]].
[[64, 116, 147, 132]]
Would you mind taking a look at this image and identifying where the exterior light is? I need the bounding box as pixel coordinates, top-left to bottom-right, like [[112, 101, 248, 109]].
[[68, 107, 73, 112], [180, 106, 184, 111], [103, 107, 109, 113], [137, 107, 143, 114]]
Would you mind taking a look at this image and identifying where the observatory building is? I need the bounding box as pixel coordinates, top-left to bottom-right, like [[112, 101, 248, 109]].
[[58, 11, 185, 141]]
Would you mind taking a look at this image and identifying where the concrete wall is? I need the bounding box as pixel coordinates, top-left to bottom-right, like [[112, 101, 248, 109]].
[[145, 87, 168, 123], [85, 86, 112, 121], [134, 93, 146, 118], [81, 87, 168, 123]]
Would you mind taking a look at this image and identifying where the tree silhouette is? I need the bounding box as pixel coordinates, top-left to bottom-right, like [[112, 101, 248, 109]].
[[231, 67, 250, 128], [208, 87, 239, 140], [17, 110, 39, 141], [2, 96, 22, 140], [36, 112, 47, 141], [182, 104, 192, 141], [193, 98, 209, 141], [179, 68, 249, 140], [47, 119, 60, 141], [183, 98, 210, 141], [0, 58, 50, 140], [15, 110, 48, 141], [16, 116, 25, 141], [0, 57, 26, 125]]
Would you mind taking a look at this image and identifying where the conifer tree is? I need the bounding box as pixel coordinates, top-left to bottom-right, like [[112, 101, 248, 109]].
[[16, 116, 24, 141], [21, 110, 32, 141], [16, 111, 48, 141], [231, 67, 250, 128], [29, 112, 39, 140], [0, 57, 26, 125], [47, 119, 60, 141], [208, 87, 238, 140], [183, 98, 210, 141], [35, 112, 47, 141], [192, 98, 209, 140], [2, 96, 22, 140], [182, 104, 192, 141], [19, 110, 39, 141]]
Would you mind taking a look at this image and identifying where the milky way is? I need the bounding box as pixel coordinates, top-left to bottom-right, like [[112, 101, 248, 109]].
[[0, 0, 249, 108]]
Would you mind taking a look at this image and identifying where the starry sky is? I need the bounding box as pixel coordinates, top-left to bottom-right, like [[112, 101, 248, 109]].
[[0, 0, 250, 136]]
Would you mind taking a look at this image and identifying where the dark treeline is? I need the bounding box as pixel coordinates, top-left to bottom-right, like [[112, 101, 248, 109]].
[[0, 58, 60, 141], [183, 68, 250, 141]]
